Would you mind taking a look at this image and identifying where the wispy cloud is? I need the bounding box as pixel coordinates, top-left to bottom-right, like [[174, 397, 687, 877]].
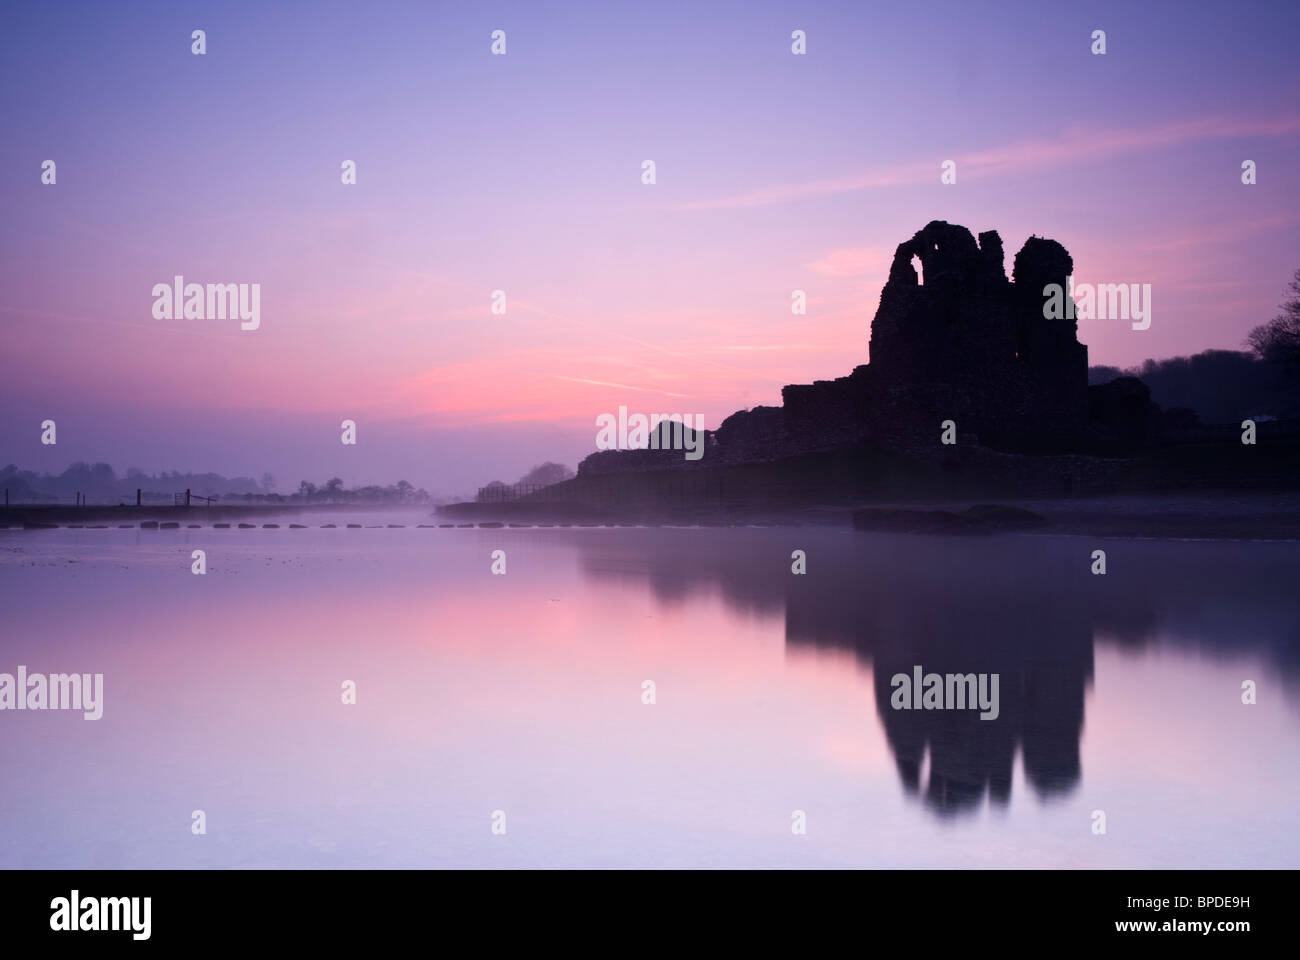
[[720, 344, 836, 352], [808, 247, 891, 278], [551, 375, 691, 398], [676, 115, 1300, 211]]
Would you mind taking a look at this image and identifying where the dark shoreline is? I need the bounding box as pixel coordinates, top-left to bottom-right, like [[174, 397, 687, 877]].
[[5, 493, 1300, 540], [0, 503, 394, 526], [435, 492, 1300, 540]]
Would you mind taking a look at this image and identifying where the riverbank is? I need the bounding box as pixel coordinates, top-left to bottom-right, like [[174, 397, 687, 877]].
[[5, 493, 1300, 539], [0, 503, 407, 527], [436, 492, 1300, 540]]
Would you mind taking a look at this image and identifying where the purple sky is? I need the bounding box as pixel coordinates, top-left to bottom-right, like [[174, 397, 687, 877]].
[[2, 0, 1298, 495]]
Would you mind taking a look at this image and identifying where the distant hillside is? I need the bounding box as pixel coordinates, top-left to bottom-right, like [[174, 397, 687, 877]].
[[1089, 349, 1300, 424]]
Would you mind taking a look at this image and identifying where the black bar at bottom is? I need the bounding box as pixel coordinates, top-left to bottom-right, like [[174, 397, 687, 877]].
[[0, 868, 1281, 947]]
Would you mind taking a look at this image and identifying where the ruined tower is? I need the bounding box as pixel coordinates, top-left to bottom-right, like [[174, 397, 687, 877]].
[[867, 221, 1089, 450]]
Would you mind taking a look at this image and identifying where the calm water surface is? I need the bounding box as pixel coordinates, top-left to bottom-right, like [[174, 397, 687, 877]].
[[1, 515, 1297, 868]]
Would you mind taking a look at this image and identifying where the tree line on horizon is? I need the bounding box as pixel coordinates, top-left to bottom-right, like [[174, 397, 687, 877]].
[[0, 463, 430, 506], [251, 477, 430, 505], [0, 463, 269, 504], [476, 462, 576, 501], [1088, 268, 1300, 424]]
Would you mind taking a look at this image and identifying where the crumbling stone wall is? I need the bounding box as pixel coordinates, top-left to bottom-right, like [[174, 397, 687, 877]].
[[867, 221, 1089, 451], [579, 220, 1102, 477]]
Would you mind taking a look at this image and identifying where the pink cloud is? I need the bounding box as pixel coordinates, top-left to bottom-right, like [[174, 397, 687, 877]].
[[808, 246, 891, 278]]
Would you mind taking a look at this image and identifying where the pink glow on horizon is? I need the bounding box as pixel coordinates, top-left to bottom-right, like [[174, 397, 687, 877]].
[[4, 1, 1298, 488]]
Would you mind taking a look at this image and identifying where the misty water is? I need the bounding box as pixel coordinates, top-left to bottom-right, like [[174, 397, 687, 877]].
[[2, 515, 1297, 868]]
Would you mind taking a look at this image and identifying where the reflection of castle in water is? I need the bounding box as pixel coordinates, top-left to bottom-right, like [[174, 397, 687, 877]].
[[851, 556, 1093, 817], [574, 530, 1300, 819]]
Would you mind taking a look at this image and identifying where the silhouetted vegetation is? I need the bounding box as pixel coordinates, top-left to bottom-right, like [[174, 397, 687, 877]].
[[0, 463, 429, 506], [0, 462, 267, 504], [518, 462, 575, 486], [1088, 269, 1300, 423], [1088, 349, 1290, 423], [234, 477, 430, 505], [476, 462, 574, 502], [1247, 268, 1300, 365]]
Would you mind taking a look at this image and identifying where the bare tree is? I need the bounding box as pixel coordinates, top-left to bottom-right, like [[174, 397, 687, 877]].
[[1247, 268, 1300, 365]]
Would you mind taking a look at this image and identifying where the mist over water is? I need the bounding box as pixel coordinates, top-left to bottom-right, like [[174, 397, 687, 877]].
[[2, 518, 1296, 868]]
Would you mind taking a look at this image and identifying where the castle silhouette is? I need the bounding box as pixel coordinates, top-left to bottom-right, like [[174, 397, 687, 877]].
[[578, 221, 1144, 482]]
